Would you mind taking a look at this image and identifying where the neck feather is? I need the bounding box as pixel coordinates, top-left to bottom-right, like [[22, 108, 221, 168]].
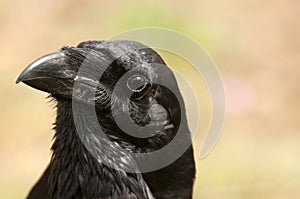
[[48, 100, 154, 199]]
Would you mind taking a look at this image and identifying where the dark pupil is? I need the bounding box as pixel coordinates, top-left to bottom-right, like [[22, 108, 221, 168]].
[[127, 75, 146, 92]]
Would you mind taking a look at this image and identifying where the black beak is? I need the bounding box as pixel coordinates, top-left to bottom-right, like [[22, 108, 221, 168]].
[[16, 51, 69, 84], [16, 49, 110, 105], [16, 51, 78, 100]]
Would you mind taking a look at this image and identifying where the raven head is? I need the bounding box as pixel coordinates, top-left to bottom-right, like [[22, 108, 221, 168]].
[[17, 40, 186, 149]]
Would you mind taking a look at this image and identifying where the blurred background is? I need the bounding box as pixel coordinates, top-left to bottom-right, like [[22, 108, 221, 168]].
[[1, 0, 300, 198]]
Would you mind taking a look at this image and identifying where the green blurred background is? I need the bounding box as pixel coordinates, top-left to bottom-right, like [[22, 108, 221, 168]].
[[1, 0, 300, 198]]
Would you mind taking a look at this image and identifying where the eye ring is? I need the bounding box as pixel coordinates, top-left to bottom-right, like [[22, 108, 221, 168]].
[[127, 74, 148, 92]]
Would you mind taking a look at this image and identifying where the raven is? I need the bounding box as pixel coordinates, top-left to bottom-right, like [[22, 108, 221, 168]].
[[17, 40, 195, 199]]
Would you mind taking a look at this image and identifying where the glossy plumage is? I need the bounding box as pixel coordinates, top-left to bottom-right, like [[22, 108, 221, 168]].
[[17, 40, 195, 199]]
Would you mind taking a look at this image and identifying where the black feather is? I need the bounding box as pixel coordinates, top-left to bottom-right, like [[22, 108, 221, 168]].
[[18, 40, 195, 199]]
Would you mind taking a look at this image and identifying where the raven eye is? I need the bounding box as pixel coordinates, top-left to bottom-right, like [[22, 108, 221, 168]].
[[127, 74, 148, 92]]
